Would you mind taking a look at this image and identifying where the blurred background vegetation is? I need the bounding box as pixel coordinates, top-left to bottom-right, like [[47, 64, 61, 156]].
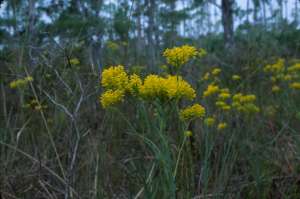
[[0, 0, 300, 198]]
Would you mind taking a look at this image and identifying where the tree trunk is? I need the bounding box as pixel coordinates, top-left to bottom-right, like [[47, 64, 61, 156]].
[[146, 0, 156, 70], [221, 0, 234, 47]]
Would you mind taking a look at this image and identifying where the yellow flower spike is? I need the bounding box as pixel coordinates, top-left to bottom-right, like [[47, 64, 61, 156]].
[[100, 89, 125, 109], [101, 65, 129, 90], [289, 82, 300, 89], [163, 45, 198, 68], [180, 104, 206, 121], [184, 130, 193, 137], [232, 75, 241, 81], [217, 122, 227, 130], [204, 117, 215, 126]]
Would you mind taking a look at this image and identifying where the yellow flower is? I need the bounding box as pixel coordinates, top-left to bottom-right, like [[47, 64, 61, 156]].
[[232, 93, 259, 113], [139, 75, 196, 100], [101, 65, 129, 90], [100, 90, 124, 108], [70, 58, 80, 65], [218, 92, 231, 100], [283, 74, 292, 81], [202, 72, 210, 81], [287, 63, 300, 73], [164, 75, 196, 100], [289, 82, 300, 89], [198, 48, 207, 57], [127, 74, 142, 94], [163, 45, 198, 68], [9, 76, 33, 89], [204, 117, 215, 126], [24, 76, 33, 82], [232, 75, 241, 81], [272, 85, 280, 93], [264, 59, 285, 73], [180, 104, 206, 121], [203, 84, 220, 98], [139, 75, 166, 99], [217, 122, 227, 130], [106, 41, 119, 51], [211, 68, 221, 76], [184, 130, 193, 137], [243, 103, 260, 113], [215, 101, 227, 107], [239, 94, 256, 103]]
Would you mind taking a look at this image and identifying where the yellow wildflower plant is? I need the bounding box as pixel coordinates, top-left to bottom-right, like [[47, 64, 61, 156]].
[[163, 45, 198, 68], [100, 89, 125, 108], [180, 104, 206, 121], [101, 65, 129, 90], [203, 84, 220, 98], [9, 76, 33, 89]]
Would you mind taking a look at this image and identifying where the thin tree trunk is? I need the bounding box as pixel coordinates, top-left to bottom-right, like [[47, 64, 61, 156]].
[[146, 0, 156, 70], [221, 0, 234, 47]]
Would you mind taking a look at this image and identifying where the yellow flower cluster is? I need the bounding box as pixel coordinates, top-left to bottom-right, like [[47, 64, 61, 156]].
[[289, 82, 300, 89], [211, 68, 222, 76], [9, 76, 33, 89], [23, 99, 48, 111], [100, 90, 125, 108], [70, 58, 80, 65], [264, 59, 300, 92], [232, 75, 241, 81], [204, 117, 215, 126], [180, 104, 206, 121], [101, 65, 129, 90], [217, 122, 228, 130], [232, 93, 260, 113], [163, 45, 204, 68], [139, 75, 196, 100], [203, 84, 220, 98], [100, 65, 196, 108], [264, 58, 285, 74]]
